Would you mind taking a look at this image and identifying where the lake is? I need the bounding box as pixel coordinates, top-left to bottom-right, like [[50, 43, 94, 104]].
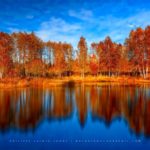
[[0, 83, 150, 150]]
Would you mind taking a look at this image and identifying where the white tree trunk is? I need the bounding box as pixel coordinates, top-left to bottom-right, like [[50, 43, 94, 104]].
[[0, 72, 2, 79]]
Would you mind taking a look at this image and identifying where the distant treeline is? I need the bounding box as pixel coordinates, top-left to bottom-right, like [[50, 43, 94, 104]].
[[0, 26, 150, 78]]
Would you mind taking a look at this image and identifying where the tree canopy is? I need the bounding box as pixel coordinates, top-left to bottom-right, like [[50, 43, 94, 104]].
[[0, 26, 150, 78]]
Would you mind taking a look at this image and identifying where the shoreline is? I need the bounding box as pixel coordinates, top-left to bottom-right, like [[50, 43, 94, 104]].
[[0, 76, 150, 89]]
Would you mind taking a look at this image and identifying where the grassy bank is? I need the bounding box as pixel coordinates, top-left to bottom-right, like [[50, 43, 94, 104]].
[[0, 76, 150, 88]]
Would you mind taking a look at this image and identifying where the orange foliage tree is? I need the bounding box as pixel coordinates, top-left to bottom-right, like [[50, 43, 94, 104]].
[[0, 32, 13, 78], [78, 36, 88, 77], [0, 25, 150, 79], [126, 28, 149, 78]]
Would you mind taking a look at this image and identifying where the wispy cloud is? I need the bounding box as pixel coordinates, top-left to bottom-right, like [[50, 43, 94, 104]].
[[8, 27, 20, 33], [35, 9, 150, 48], [68, 9, 93, 21], [3, 0, 150, 48], [26, 15, 34, 19], [94, 10, 150, 43], [8, 27, 29, 33], [36, 17, 82, 47]]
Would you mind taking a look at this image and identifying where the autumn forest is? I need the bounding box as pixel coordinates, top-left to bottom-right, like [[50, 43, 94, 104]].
[[0, 26, 150, 80]]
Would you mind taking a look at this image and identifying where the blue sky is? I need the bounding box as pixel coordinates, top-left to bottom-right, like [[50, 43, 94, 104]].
[[0, 0, 150, 47]]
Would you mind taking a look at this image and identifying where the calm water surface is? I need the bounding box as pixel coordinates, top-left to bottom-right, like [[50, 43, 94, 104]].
[[0, 83, 150, 150]]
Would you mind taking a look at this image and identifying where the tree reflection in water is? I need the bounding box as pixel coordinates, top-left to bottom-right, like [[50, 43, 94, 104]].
[[0, 83, 150, 136]]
